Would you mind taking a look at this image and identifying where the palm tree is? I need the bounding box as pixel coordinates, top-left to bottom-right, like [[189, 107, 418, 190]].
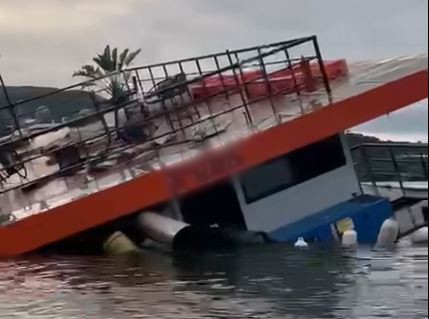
[[73, 45, 141, 102]]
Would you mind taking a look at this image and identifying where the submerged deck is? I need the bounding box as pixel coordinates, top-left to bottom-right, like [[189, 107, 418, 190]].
[[0, 36, 427, 257]]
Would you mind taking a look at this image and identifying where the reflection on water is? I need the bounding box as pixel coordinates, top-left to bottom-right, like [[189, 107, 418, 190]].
[[0, 241, 427, 319]]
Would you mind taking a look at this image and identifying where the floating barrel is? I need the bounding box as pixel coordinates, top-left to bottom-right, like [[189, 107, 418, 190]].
[[137, 212, 270, 252], [103, 231, 140, 255]]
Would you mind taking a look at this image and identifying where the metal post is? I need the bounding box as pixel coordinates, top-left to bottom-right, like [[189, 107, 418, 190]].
[[388, 146, 405, 196], [213, 56, 229, 100], [170, 64, 188, 132], [421, 153, 428, 179], [134, 70, 145, 96], [178, 62, 192, 100], [0, 73, 22, 138], [284, 49, 300, 94], [162, 64, 183, 130], [178, 62, 200, 120], [226, 50, 253, 127], [284, 48, 305, 114], [311, 36, 332, 97], [360, 145, 379, 196], [350, 147, 364, 195], [147, 67, 158, 90], [148, 66, 173, 130], [161, 64, 169, 79], [195, 58, 218, 135], [234, 52, 253, 104], [257, 48, 278, 120]]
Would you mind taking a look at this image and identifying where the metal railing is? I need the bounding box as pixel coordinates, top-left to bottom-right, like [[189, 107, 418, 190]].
[[351, 143, 428, 198], [0, 36, 332, 203]]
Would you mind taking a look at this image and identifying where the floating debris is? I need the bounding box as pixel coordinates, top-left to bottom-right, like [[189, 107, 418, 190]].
[[294, 237, 309, 248]]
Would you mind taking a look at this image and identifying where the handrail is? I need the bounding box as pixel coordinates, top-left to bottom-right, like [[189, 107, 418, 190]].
[[352, 142, 428, 198], [350, 142, 428, 151], [0, 38, 327, 151]]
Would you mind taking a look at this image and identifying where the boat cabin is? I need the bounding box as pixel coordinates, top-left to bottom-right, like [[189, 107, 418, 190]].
[[176, 133, 392, 245]]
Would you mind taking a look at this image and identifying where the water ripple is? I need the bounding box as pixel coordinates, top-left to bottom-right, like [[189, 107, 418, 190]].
[[0, 243, 427, 319]]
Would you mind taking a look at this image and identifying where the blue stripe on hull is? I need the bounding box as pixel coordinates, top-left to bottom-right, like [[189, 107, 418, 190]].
[[269, 195, 394, 245]]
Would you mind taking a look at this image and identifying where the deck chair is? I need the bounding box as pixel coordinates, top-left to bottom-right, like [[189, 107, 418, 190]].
[[115, 99, 160, 144], [0, 147, 28, 182], [145, 73, 200, 129]]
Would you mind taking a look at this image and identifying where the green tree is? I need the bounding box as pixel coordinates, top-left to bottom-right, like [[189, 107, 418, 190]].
[[73, 45, 141, 102]]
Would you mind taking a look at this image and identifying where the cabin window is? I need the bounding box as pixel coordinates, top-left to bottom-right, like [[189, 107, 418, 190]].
[[241, 135, 346, 203]]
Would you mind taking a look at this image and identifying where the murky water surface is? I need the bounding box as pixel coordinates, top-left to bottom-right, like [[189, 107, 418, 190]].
[[0, 241, 427, 319]]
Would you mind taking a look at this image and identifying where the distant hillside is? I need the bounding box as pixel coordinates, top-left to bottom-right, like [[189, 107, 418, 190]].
[[345, 133, 382, 147], [345, 132, 425, 147], [0, 86, 94, 135]]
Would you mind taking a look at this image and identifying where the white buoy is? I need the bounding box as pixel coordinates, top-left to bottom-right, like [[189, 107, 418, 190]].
[[375, 218, 399, 250], [294, 237, 309, 248], [342, 229, 358, 247], [412, 227, 428, 244]]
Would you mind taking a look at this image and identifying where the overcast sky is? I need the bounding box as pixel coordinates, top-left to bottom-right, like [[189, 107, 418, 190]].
[[0, 0, 427, 140]]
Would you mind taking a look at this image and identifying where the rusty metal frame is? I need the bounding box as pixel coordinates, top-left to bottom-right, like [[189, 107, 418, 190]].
[[0, 36, 332, 196]]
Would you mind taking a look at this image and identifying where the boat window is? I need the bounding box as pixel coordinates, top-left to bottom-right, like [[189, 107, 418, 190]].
[[241, 135, 346, 203], [241, 157, 293, 204]]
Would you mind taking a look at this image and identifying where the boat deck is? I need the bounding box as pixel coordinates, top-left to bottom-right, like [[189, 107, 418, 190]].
[[0, 36, 427, 257], [352, 142, 428, 200]]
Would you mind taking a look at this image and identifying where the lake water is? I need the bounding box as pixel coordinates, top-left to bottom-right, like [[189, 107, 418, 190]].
[[0, 239, 427, 319], [0, 2, 427, 317]]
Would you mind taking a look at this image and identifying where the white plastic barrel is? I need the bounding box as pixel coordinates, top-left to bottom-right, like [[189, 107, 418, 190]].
[[412, 227, 428, 244], [375, 218, 399, 249], [103, 231, 139, 255], [137, 212, 189, 245], [342, 229, 358, 247]]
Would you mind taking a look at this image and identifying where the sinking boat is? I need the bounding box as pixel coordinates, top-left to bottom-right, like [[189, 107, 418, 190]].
[[0, 36, 427, 256]]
